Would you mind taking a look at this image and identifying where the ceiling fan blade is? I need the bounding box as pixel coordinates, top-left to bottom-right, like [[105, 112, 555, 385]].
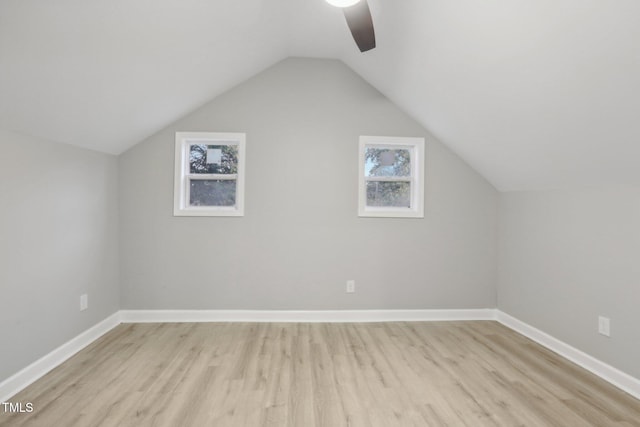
[[343, 0, 376, 52]]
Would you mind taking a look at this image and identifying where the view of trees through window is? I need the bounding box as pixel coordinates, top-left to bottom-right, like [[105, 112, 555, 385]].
[[365, 148, 411, 207], [366, 181, 410, 207], [189, 144, 238, 174], [188, 144, 238, 206], [190, 180, 236, 206], [365, 148, 411, 177]]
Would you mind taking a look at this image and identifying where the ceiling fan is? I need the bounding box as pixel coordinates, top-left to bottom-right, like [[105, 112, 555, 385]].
[[325, 0, 376, 52]]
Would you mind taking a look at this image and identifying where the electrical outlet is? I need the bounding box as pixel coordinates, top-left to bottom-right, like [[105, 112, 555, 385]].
[[80, 294, 88, 311], [346, 280, 355, 293], [598, 316, 610, 337]]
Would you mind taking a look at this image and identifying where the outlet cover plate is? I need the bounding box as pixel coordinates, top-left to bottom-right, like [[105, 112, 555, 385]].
[[598, 316, 610, 337], [346, 280, 355, 293]]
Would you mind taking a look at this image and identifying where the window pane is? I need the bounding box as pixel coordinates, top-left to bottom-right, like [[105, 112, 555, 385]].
[[366, 181, 411, 207], [364, 148, 411, 177], [190, 180, 236, 206], [189, 144, 238, 174]]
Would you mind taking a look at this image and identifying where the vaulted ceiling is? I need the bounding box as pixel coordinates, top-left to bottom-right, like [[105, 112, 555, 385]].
[[1, 0, 639, 191]]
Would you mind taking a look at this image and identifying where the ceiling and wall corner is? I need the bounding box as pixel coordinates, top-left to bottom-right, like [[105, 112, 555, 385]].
[[2, 0, 639, 192]]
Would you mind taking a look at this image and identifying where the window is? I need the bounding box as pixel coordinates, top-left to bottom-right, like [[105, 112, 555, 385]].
[[174, 132, 246, 216], [358, 136, 425, 218]]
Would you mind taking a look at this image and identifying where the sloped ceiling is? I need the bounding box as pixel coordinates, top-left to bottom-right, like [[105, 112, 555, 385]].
[[1, 0, 639, 191]]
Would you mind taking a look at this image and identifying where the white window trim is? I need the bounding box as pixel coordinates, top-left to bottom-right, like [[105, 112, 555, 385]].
[[358, 135, 425, 218], [174, 132, 246, 217]]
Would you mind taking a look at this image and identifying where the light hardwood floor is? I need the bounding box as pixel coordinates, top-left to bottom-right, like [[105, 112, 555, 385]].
[[1, 321, 639, 426]]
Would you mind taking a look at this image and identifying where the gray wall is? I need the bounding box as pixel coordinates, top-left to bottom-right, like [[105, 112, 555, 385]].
[[498, 188, 640, 378], [119, 58, 499, 310], [0, 130, 120, 383]]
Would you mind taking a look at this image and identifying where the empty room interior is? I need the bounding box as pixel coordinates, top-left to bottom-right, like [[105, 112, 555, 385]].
[[1, 0, 639, 425]]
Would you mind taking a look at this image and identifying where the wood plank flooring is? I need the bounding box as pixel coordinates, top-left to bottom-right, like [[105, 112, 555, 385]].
[[1, 321, 638, 426]]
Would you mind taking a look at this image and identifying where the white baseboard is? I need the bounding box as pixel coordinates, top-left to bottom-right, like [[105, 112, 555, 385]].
[[495, 310, 640, 400], [0, 312, 122, 402], [119, 308, 496, 323]]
